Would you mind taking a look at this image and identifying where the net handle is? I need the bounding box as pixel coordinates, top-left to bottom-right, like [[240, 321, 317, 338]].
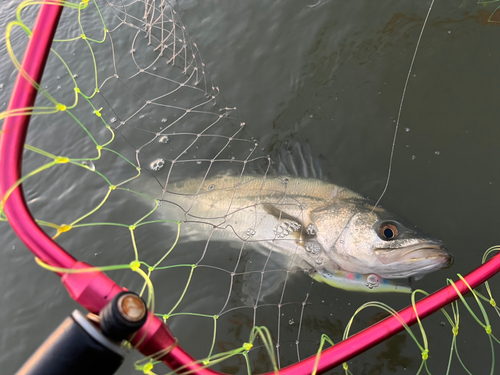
[[1, 1, 500, 374], [0, 0, 75, 270]]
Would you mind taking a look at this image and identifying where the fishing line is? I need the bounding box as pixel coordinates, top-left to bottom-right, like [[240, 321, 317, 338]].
[[373, 0, 435, 210]]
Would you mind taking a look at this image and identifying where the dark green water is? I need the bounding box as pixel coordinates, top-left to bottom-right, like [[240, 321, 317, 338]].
[[1, 0, 500, 374]]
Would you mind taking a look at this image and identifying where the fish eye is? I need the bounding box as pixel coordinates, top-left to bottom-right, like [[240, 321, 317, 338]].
[[379, 222, 398, 241]]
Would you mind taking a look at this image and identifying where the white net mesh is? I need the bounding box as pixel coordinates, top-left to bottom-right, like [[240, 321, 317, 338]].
[[22, 0, 323, 371]]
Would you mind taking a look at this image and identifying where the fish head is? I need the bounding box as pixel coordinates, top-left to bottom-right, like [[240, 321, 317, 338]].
[[310, 199, 453, 279]]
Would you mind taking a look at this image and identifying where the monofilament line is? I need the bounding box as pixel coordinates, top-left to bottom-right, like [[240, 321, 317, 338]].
[[373, 0, 435, 210]]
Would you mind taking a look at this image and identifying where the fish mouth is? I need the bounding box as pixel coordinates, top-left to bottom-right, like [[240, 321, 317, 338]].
[[375, 242, 453, 276]]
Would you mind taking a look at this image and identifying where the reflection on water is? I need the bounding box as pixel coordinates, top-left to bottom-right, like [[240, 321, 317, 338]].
[[0, 1, 500, 375]]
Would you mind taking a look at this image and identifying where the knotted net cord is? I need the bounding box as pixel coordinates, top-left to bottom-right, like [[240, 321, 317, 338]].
[[14, 0, 319, 371]]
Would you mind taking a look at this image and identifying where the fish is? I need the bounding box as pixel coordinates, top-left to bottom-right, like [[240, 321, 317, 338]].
[[161, 142, 453, 292]]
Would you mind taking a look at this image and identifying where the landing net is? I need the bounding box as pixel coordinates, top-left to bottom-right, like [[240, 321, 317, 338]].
[[2, 1, 500, 375]]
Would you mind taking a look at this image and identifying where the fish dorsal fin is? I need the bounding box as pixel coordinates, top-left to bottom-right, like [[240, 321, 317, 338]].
[[274, 140, 324, 180]]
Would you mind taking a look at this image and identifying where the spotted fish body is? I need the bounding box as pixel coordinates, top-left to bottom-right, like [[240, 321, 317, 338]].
[[164, 171, 453, 290]]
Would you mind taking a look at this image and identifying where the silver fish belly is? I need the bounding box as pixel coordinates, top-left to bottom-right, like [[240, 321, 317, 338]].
[[163, 174, 453, 285]]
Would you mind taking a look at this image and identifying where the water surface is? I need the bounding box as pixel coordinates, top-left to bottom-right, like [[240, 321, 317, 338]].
[[1, 1, 499, 374]]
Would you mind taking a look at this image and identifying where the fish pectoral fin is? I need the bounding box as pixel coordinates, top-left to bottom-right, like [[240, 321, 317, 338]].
[[262, 203, 303, 225]]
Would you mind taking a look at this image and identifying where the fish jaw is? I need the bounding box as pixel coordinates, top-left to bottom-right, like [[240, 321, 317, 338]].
[[373, 241, 453, 279]]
